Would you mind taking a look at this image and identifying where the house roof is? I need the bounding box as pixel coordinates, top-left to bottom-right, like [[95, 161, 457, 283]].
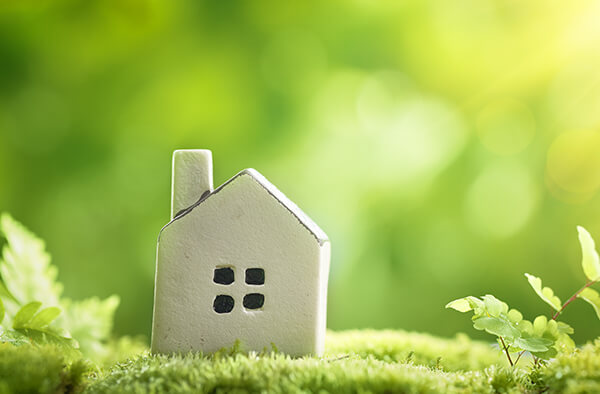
[[164, 168, 329, 246]]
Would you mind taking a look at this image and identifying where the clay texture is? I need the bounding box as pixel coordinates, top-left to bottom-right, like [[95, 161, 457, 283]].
[[152, 150, 330, 356]]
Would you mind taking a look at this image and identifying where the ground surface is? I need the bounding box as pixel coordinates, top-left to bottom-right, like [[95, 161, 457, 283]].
[[1, 330, 599, 393]]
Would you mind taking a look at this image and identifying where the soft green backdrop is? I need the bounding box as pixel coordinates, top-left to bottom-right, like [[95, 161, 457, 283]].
[[1, 0, 600, 343]]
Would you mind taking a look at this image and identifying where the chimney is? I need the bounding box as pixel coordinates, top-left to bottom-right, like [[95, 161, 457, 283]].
[[171, 149, 214, 219]]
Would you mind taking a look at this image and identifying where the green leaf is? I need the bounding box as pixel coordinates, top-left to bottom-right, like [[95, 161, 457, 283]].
[[532, 346, 558, 360], [0, 297, 4, 324], [482, 295, 508, 317], [445, 298, 472, 312], [0, 328, 31, 346], [13, 301, 42, 329], [557, 321, 574, 335], [515, 319, 533, 336], [58, 296, 120, 361], [577, 226, 600, 282], [0, 214, 63, 306], [473, 316, 520, 339], [513, 336, 553, 352], [524, 273, 562, 311], [0, 214, 121, 363], [578, 287, 600, 320], [555, 332, 576, 352], [533, 315, 548, 337], [14, 328, 80, 357], [0, 280, 17, 303], [507, 309, 523, 324], [28, 306, 61, 329], [445, 296, 482, 313], [545, 319, 560, 339]]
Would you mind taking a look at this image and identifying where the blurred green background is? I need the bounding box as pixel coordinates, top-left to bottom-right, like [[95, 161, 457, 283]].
[[1, 0, 600, 343]]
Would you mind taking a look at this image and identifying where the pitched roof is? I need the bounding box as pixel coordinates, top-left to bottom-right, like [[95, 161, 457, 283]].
[[164, 169, 329, 246]]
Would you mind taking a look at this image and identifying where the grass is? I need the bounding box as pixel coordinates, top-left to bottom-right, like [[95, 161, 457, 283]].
[[1, 330, 599, 393]]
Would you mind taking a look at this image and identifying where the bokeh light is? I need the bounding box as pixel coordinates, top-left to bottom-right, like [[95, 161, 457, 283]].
[[1, 0, 600, 344], [466, 161, 538, 238], [546, 130, 600, 204], [476, 99, 535, 156]]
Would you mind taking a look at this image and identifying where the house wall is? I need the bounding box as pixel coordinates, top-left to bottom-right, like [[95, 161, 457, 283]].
[[152, 173, 328, 356]]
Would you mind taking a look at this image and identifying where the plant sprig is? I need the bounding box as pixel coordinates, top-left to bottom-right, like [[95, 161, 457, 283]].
[[446, 225, 600, 367], [0, 213, 125, 363]]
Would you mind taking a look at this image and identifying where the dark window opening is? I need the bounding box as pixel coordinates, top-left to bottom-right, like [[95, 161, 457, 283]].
[[214, 267, 234, 285], [213, 295, 234, 313], [243, 293, 264, 310], [245, 268, 265, 285]]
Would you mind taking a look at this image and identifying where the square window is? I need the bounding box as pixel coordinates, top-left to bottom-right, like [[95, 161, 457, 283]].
[[243, 293, 264, 310], [213, 295, 234, 313], [214, 267, 234, 285], [245, 268, 265, 285]]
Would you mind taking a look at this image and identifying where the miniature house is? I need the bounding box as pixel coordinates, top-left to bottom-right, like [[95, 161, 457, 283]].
[[151, 150, 330, 356]]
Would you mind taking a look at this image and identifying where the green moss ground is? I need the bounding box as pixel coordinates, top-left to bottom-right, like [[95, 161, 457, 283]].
[[531, 339, 600, 393], [2, 330, 600, 393], [0, 343, 88, 394]]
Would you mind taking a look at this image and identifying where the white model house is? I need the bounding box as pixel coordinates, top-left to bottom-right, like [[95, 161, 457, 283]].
[[151, 150, 330, 356]]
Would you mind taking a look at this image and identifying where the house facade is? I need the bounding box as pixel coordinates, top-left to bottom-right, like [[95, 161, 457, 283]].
[[151, 150, 330, 356]]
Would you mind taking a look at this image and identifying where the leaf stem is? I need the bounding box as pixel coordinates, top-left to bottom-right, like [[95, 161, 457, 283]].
[[514, 350, 526, 366], [499, 336, 513, 366], [552, 280, 596, 320]]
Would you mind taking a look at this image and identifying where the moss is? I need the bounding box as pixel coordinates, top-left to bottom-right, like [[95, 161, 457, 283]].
[[0, 343, 89, 394], [532, 339, 600, 393], [86, 353, 508, 394], [85, 330, 514, 393], [5, 330, 600, 393], [325, 329, 506, 371]]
